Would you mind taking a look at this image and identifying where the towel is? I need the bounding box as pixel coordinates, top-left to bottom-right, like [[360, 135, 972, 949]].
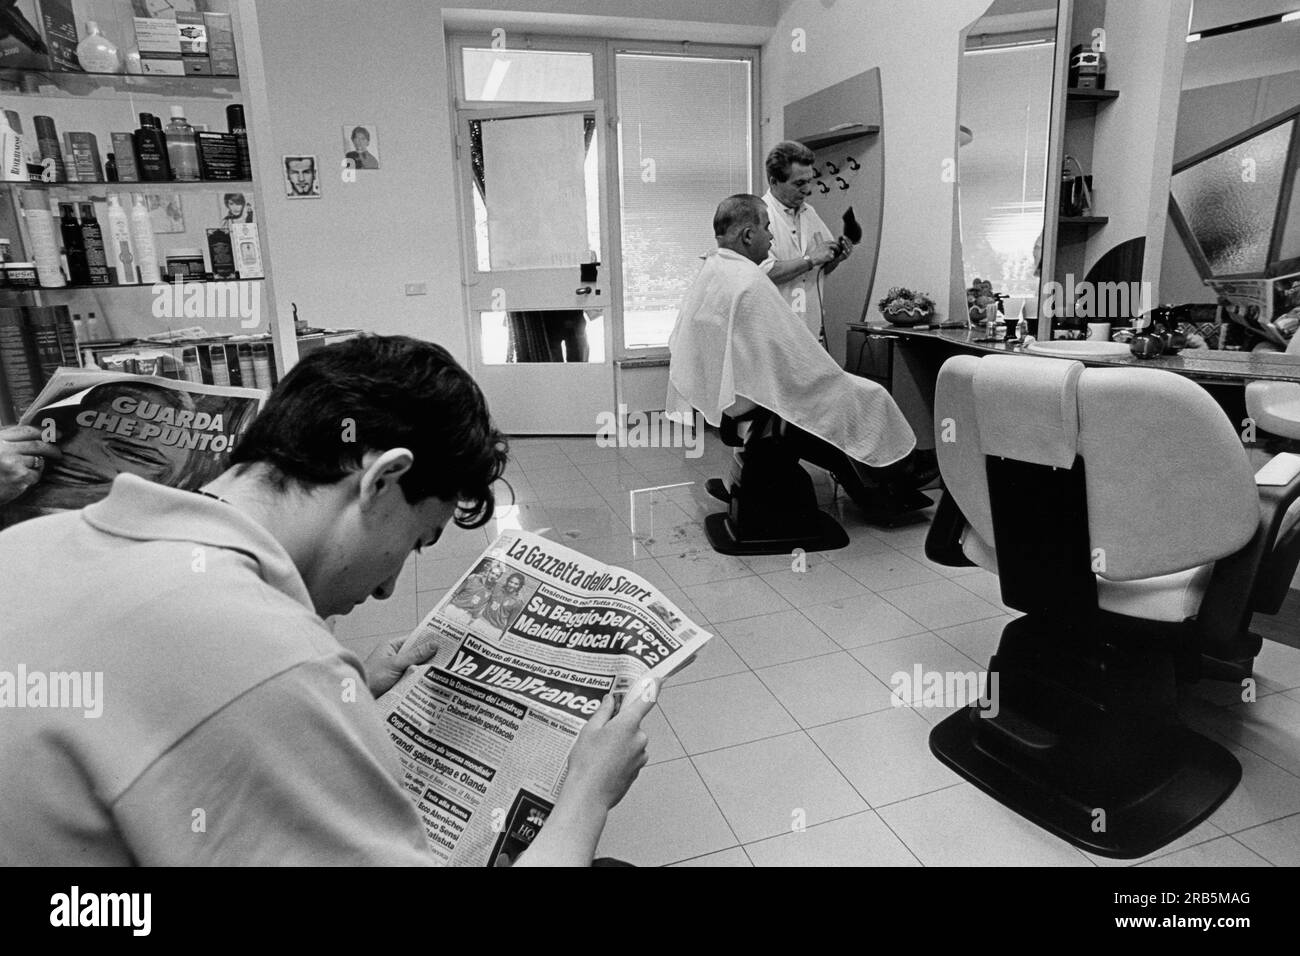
[[666, 248, 915, 467], [973, 354, 1082, 468]]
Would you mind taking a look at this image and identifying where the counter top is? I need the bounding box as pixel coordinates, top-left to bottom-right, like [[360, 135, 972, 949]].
[[848, 323, 1300, 383]]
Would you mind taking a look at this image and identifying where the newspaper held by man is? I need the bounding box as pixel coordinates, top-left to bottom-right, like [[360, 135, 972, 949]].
[[4, 367, 262, 525], [385, 529, 711, 867]]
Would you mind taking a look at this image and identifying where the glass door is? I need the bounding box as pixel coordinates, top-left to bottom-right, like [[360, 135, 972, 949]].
[[458, 102, 613, 434]]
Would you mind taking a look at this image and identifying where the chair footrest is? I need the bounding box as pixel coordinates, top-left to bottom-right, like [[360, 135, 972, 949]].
[[931, 706, 1240, 858], [704, 510, 848, 556]]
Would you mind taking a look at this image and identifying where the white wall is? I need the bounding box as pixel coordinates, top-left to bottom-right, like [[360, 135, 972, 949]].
[[1086, 0, 1190, 287], [246, 0, 779, 368], [761, 0, 990, 324]]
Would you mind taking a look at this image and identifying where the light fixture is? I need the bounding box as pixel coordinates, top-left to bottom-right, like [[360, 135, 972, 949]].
[[1187, 8, 1300, 40]]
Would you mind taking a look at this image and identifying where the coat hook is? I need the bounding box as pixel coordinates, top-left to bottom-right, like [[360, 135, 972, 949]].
[[811, 165, 821, 177], [846, 156, 860, 171], [817, 181, 830, 194], [835, 176, 849, 190], [826, 160, 839, 174]]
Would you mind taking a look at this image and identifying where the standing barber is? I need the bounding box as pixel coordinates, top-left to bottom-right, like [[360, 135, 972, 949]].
[[760, 140, 852, 342]]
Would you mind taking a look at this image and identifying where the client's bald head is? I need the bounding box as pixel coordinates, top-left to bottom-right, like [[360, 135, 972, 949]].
[[714, 194, 772, 265]]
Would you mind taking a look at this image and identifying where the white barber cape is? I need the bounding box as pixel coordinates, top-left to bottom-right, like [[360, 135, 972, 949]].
[[666, 248, 915, 468]]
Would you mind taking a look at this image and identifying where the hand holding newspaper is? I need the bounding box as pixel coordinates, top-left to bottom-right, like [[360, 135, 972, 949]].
[[384, 529, 711, 866]]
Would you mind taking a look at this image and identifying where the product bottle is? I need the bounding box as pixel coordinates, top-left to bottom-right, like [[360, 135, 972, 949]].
[[164, 106, 200, 181], [32, 115, 64, 182], [0, 237, 10, 287], [133, 112, 170, 182], [105, 152, 118, 182], [226, 104, 251, 180], [22, 190, 65, 287], [128, 193, 161, 283], [76, 21, 121, 73], [0, 111, 24, 181], [58, 202, 91, 284], [104, 193, 137, 285], [79, 202, 111, 286]]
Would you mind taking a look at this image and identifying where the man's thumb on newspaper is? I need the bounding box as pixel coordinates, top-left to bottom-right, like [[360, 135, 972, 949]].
[[616, 676, 658, 725]]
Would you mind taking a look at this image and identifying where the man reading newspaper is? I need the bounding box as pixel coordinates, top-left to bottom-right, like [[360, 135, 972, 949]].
[[0, 335, 655, 866]]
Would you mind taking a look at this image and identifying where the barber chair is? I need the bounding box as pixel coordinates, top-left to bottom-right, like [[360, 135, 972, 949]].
[[1245, 332, 1300, 447], [924, 354, 1300, 858], [702, 404, 850, 556]]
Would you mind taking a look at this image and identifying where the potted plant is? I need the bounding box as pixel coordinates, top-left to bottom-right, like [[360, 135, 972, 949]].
[[878, 286, 936, 326]]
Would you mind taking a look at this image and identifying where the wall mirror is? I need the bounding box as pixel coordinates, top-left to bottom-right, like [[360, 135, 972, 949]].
[[956, 0, 1060, 322], [1159, 0, 1300, 351]]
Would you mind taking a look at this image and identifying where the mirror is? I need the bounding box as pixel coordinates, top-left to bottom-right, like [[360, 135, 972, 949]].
[[956, 0, 1059, 324], [1158, 1, 1300, 351]]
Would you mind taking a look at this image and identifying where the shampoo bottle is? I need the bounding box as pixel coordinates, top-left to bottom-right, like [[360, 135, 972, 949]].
[[133, 112, 170, 182], [79, 202, 111, 286], [104, 193, 137, 285], [227, 104, 251, 180], [22, 189, 65, 287], [165, 106, 200, 181], [59, 202, 90, 284], [128, 193, 161, 283], [33, 115, 64, 182]]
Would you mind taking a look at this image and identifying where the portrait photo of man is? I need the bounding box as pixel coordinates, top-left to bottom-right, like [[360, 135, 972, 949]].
[[283, 155, 321, 199], [343, 125, 380, 170]]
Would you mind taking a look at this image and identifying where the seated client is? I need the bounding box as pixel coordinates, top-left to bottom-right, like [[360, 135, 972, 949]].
[[666, 194, 937, 519]]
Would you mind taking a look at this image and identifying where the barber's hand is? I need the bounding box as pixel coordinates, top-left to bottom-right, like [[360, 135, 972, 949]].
[[365, 630, 439, 698], [836, 236, 854, 260], [563, 678, 654, 812], [808, 237, 839, 267], [0, 425, 60, 507]]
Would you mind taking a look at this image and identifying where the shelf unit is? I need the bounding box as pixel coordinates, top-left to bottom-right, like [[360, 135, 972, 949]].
[[0, 0, 286, 424]]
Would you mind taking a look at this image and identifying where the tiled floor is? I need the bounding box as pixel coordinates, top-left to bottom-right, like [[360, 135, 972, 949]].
[[337, 432, 1300, 867]]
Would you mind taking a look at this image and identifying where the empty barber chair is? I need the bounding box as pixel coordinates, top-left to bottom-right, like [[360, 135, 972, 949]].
[[702, 398, 849, 556], [924, 354, 1300, 858], [1245, 332, 1300, 445]]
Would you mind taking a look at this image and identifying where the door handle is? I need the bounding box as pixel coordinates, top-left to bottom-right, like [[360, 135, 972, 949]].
[[575, 286, 593, 295]]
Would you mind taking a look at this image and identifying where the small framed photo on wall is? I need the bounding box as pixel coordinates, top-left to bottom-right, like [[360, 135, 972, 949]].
[[283, 155, 321, 198], [342, 125, 380, 170]]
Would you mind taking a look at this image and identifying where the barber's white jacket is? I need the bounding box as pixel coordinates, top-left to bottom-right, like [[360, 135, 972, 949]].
[[760, 189, 835, 337]]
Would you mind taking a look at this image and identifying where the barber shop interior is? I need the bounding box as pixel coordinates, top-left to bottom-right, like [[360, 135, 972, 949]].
[[2, 0, 1300, 873]]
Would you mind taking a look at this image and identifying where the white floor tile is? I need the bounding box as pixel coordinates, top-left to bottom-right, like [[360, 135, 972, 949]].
[[1206, 746, 1300, 833], [668, 847, 752, 867], [682, 576, 793, 624], [833, 550, 943, 592], [877, 784, 1092, 866], [808, 707, 962, 807], [744, 810, 920, 867], [657, 549, 754, 589], [595, 757, 738, 867], [933, 616, 1014, 666], [878, 579, 1004, 630], [662, 633, 750, 686], [755, 652, 895, 727], [1232, 811, 1300, 865], [714, 609, 841, 669], [1136, 836, 1271, 867], [759, 562, 871, 609], [658, 671, 799, 754], [801, 592, 928, 649], [691, 732, 867, 843]]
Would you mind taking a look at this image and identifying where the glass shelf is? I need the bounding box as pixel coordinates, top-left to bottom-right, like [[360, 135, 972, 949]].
[[0, 67, 241, 102], [2, 276, 266, 294], [6, 179, 254, 191]]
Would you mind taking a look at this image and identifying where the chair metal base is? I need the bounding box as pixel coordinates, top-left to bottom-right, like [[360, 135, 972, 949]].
[[704, 510, 849, 556], [930, 706, 1240, 859], [928, 613, 1242, 859]]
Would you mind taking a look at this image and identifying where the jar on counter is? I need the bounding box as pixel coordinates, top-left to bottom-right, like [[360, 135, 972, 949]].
[[164, 248, 206, 281]]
